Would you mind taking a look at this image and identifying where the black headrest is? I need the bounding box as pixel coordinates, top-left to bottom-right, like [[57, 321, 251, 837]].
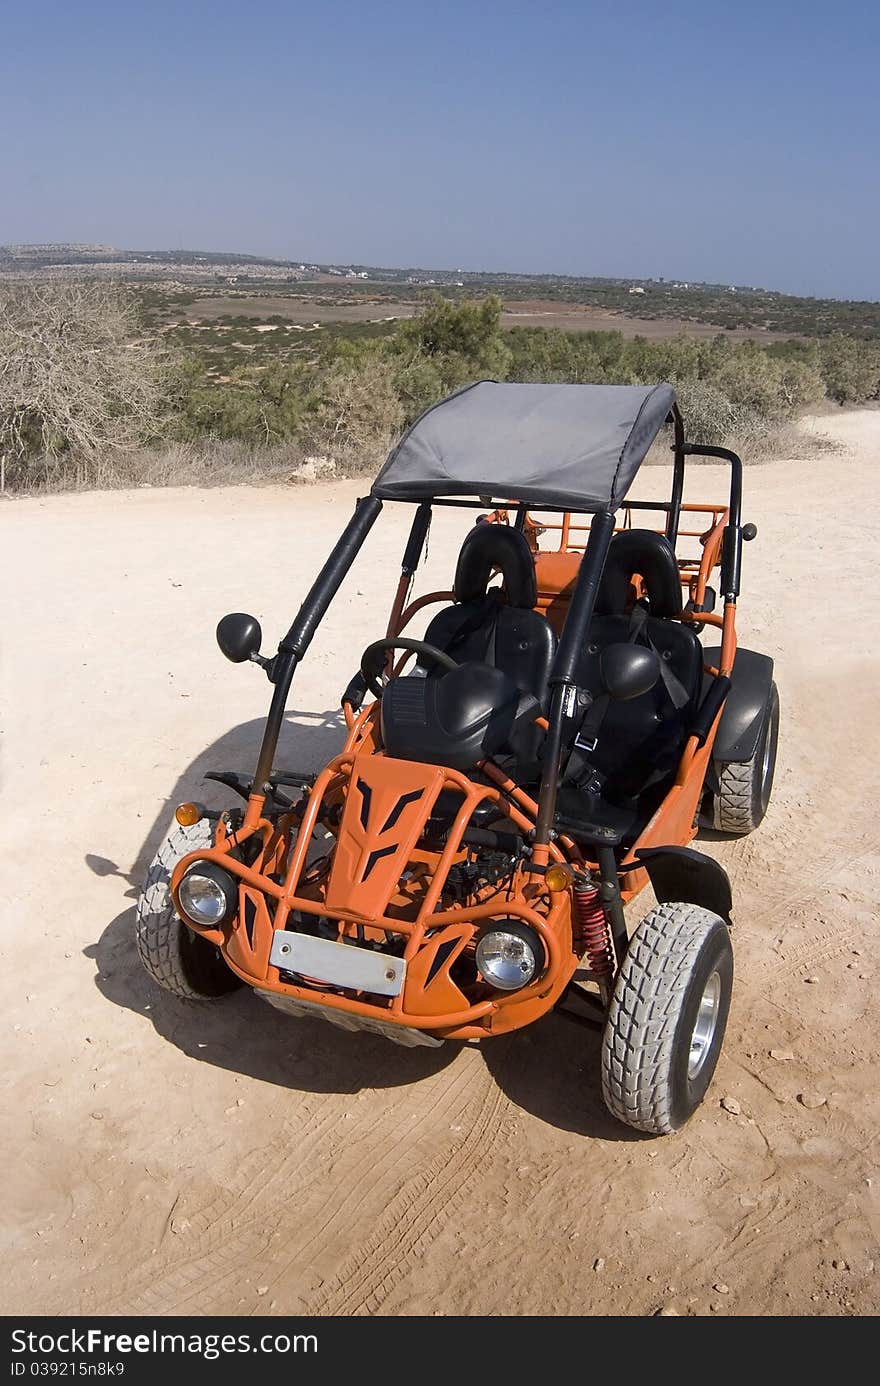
[[454, 523, 538, 609], [595, 529, 682, 620]]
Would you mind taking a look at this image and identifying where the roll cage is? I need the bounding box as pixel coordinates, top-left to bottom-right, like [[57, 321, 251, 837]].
[[245, 402, 744, 869]]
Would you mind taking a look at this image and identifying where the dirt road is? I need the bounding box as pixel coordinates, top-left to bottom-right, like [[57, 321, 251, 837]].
[[2, 411, 878, 1317]]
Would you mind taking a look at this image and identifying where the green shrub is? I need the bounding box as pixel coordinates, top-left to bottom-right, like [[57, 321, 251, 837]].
[[818, 333, 880, 404], [170, 359, 310, 445]]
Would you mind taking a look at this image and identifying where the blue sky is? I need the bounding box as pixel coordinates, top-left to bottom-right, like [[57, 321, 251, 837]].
[[2, 0, 877, 298]]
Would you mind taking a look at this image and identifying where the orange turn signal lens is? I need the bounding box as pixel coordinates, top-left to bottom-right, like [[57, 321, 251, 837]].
[[174, 802, 203, 827], [545, 863, 573, 893]]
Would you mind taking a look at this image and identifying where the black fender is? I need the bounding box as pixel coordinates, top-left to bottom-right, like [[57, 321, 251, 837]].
[[703, 645, 774, 763], [634, 846, 732, 923]]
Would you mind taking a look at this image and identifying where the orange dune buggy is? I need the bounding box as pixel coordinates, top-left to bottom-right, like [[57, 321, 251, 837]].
[[137, 382, 779, 1134]]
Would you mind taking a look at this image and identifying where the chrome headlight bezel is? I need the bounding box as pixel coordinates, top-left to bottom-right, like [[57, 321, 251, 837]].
[[177, 862, 237, 928], [474, 920, 545, 992]]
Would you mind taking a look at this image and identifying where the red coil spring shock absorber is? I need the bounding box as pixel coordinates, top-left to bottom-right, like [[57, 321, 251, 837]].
[[572, 874, 615, 978]]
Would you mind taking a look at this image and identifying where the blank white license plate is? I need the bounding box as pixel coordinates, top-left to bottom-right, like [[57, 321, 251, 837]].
[[269, 929, 405, 996]]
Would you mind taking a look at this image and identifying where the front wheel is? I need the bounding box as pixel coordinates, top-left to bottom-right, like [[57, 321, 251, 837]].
[[136, 818, 242, 1000], [601, 903, 733, 1135]]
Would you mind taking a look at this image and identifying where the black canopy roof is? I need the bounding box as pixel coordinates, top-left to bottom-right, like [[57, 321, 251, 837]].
[[371, 380, 677, 512]]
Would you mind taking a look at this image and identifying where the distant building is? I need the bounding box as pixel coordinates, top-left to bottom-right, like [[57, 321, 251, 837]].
[[628, 285, 646, 295]]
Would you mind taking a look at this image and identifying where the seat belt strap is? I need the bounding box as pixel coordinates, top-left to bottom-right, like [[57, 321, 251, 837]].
[[443, 593, 501, 661], [573, 692, 610, 754], [628, 604, 690, 710]]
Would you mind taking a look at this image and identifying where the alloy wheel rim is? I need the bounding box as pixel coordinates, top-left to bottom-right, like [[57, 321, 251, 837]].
[[688, 970, 722, 1079]]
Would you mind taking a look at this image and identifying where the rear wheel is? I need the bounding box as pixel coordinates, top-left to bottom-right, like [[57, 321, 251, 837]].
[[136, 819, 241, 1000], [601, 902, 733, 1135], [713, 681, 779, 834]]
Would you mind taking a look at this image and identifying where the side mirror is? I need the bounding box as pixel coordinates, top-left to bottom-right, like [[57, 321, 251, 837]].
[[217, 612, 263, 664], [599, 643, 660, 701]]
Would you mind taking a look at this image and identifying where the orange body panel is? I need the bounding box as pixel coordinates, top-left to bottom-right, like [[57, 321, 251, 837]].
[[171, 748, 576, 1040], [226, 884, 274, 981], [325, 756, 446, 918], [533, 550, 580, 633]]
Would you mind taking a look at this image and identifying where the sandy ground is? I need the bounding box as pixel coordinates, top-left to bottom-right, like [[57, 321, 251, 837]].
[[2, 410, 879, 1318]]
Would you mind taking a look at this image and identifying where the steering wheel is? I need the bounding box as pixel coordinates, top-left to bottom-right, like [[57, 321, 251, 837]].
[[360, 638, 459, 699]]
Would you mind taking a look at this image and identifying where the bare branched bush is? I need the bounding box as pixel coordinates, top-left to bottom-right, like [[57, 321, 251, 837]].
[[0, 280, 169, 487]]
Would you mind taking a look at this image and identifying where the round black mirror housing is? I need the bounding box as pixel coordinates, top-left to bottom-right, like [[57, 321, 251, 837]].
[[599, 643, 661, 701], [217, 612, 263, 663]]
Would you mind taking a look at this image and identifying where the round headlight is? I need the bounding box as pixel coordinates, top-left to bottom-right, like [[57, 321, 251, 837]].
[[178, 863, 237, 927], [475, 921, 544, 992]]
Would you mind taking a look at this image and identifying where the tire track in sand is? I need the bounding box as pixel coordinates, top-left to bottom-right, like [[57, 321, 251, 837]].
[[719, 829, 877, 936], [306, 1062, 510, 1316], [102, 1046, 503, 1316]]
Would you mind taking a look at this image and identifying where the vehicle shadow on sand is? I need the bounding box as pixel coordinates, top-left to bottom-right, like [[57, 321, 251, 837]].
[[87, 708, 351, 890], [87, 914, 638, 1138], [85, 711, 643, 1138]]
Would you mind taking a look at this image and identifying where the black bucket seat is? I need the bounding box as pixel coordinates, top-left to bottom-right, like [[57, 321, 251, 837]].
[[555, 529, 704, 845], [381, 523, 556, 787], [420, 523, 556, 704]]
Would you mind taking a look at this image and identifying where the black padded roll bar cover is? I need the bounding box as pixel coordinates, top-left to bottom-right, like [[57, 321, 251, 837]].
[[595, 528, 683, 619], [341, 670, 368, 712], [279, 495, 383, 658], [721, 524, 742, 598], [402, 502, 432, 576], [549, 510, 616, 686], [690, 674, 731, 747], [454, 522, 538, 608]]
